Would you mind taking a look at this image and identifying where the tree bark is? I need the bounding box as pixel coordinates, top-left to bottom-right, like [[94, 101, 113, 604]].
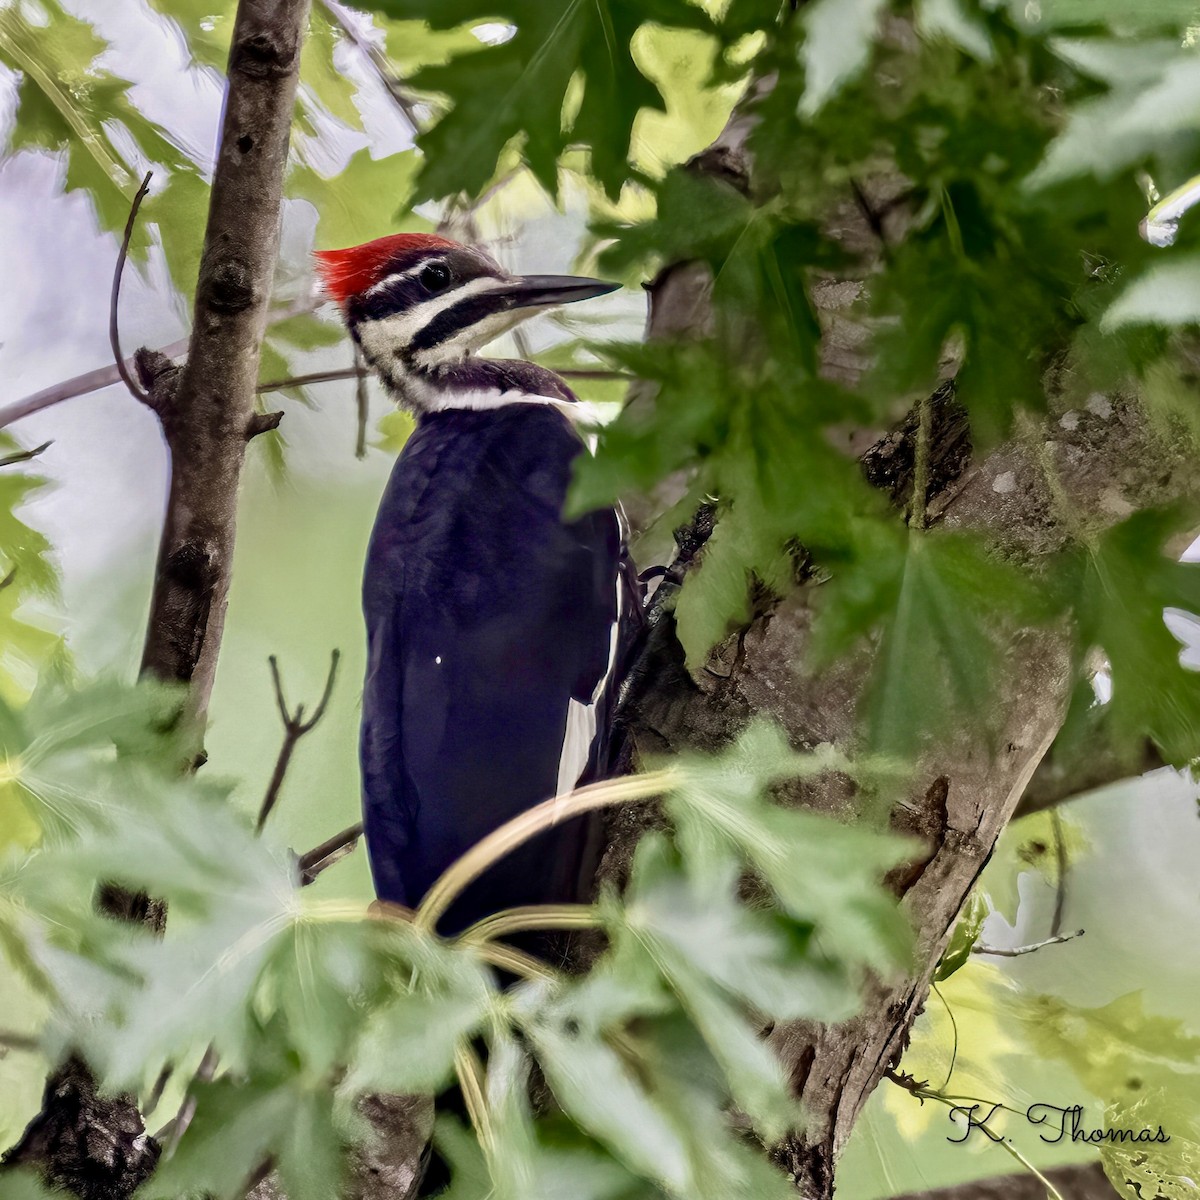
[[138, 0, 308, 722], [1, 2, 310, 1196], [889, 1160, 1120, 1200]]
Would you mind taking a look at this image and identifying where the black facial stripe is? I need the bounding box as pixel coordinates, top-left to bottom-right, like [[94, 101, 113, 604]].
[[347, 246, 502, 328], [407, 291, 508, 355]]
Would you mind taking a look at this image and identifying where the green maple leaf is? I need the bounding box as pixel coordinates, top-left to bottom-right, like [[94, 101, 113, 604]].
[[519, 992, 796, 1200], [368, 0, 715, 199], [1030, 38, 1200, 189], [1015, 990, 1200, 1200], [601, 835, 849, 1139], [811, 528, 1045, 757], [139, 1067, 343, 1200], [663, 722, 913, 972], [0, 676, 185, 850], [1060, 507, 1200, 764], [346, 929, 497, 1096]]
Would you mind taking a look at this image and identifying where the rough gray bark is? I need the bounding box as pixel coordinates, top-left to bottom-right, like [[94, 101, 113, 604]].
[[890, 1160, 1120, 1200], [1, 2, 310, 1196], [246, 1095, 432, 1200], [138, 0, 307, 718]]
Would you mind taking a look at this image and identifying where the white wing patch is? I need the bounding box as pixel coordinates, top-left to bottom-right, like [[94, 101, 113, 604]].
[[554, 569, 624, 796]]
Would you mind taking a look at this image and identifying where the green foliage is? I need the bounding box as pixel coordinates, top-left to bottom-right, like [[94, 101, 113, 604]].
[[1056, 507, 1200, 765], [9, 0, 1200, 1195], [933, 890, 988, 982], [366, 0, 716, 200], [0, 0, 205, 286], [566, 0, 1200, 767], [0, 441, 61, 699], [2, 688, 907, 1198], [811, 529, 1044, 756]]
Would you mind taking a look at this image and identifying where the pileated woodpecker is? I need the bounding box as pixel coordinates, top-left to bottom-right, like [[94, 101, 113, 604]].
[[316, 233, 639, 934]]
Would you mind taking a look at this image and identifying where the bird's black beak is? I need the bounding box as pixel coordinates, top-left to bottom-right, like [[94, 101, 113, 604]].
[[497, 274, 620, 311]]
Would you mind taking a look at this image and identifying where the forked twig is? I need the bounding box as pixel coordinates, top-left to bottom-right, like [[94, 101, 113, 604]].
[[256, 650, 341, 833], [111, 171, 154, 404], [973, 929, 1084, 957]]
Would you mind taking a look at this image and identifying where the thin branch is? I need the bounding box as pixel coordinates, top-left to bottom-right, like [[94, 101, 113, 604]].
[[972, 929, 1084, 957], [931, 983, 958, 1092], [884, 1073, 1067, 1200], [354, 345, 369, 459], [1015, 735, 1163, 819], [909, 388, 932, 529], [0, 1030, 39, 1053], [887, 1162, 1119, 1200], [155, 1044, 217, 1148], [0, 298, 313, 433], [257, 366, 362, 392], [1050, 809, 1068, 938], [297, 822, 364, 885], [110, 171, 154, 405], [257, 650, 341, 833], [0, 441, 51, 468]]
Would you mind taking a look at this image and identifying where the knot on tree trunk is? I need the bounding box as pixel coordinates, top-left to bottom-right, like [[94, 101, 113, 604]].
[[231, 29, 300, 79], [133, 347, 182, 417], [2, 1056, 160, 1200], [204, 256, 257, 314]]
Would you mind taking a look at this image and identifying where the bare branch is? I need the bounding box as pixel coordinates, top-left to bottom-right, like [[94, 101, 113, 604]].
[[298, 822, 364, 886], [354, 345, 369, 459], [257, 650, 341, 833], [110, 171, 154, 406], [0, 298, 313, 434], [973, 930, 1085, 957], [1014, 735, 1164, 819], [0, 1030, 39, 1053], [256, 363, 631, 396], [0, 441, 51, 468], [0, 339, 190, 431], [257, 365, 362, 392], [1050, 808, 1068, 938], [245, 409, 284, 439], [154, 1045, 217, 1149]]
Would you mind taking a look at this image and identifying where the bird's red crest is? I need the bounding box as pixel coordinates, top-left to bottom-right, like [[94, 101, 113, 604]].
[[314, 233, 458, 306]]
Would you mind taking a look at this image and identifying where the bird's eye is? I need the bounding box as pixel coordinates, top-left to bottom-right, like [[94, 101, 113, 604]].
[[419, 262, 451, 293]]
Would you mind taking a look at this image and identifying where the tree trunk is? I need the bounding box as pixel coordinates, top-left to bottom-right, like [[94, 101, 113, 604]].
[[1, 1, 310, 1195], [137, 0, 308, 724]]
